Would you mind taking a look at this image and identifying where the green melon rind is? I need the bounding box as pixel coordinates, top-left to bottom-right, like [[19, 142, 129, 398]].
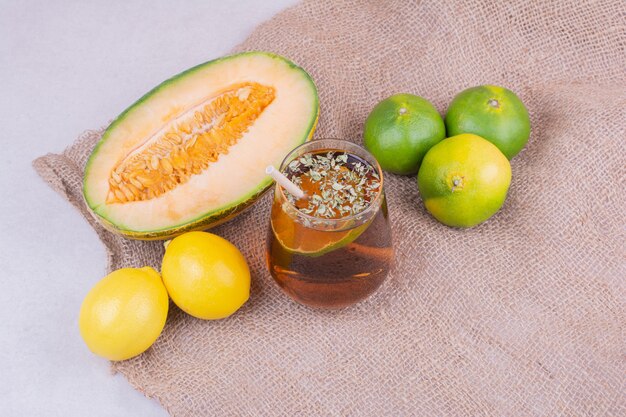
[[82, 51, 319, 240]]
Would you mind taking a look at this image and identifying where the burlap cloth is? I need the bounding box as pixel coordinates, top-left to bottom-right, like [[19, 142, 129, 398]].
[[34, 0, 625, 415]]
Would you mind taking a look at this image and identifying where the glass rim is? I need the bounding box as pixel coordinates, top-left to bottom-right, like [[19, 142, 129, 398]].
[[276, 138, 385, 227]]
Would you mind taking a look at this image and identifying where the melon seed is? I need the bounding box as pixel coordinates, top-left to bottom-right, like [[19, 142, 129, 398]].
[[150, 155, 160, 170], [165, 133, 182, 143]]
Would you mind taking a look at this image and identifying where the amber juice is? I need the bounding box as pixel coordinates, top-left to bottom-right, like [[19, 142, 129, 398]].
[[266, 140, 393, 309]]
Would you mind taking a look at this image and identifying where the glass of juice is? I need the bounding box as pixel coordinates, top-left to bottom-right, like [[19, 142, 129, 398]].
[[266, 138, 394, 309]]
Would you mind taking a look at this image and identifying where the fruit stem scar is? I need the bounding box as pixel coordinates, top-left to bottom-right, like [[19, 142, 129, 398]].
[[448, 174, 465, 192], [488, 99, 500, 108], [398, 107, 407, 115]]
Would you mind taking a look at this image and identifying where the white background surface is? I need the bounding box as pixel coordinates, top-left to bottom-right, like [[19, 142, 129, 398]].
[[0, 1, 298, 415]]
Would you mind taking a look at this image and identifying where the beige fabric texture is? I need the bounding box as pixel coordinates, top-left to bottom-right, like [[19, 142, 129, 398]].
[[34, 0, 625, 415]]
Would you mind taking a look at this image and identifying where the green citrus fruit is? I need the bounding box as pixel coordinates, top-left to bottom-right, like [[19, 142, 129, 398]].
[[417, 133, 511, 228], [445, 85, 530, 159], [79, 267, 169, 361], [364, 93, 446, 175], [161, 232, 250, 320], [270, 199, 371, 258]]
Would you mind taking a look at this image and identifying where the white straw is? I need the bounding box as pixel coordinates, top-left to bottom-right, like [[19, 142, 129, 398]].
[[265, 165, 306, 200]]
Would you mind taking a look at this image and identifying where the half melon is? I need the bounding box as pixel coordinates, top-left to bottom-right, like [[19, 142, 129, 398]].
[[83, 52, 319, 239]]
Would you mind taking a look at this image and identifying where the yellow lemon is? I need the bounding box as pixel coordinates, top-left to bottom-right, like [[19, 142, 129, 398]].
[[161, 231, 250, 320], [79, 267, 169, 361]]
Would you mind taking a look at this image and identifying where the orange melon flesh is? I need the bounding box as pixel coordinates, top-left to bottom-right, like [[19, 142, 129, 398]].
[[83, 52, 319, 239]]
